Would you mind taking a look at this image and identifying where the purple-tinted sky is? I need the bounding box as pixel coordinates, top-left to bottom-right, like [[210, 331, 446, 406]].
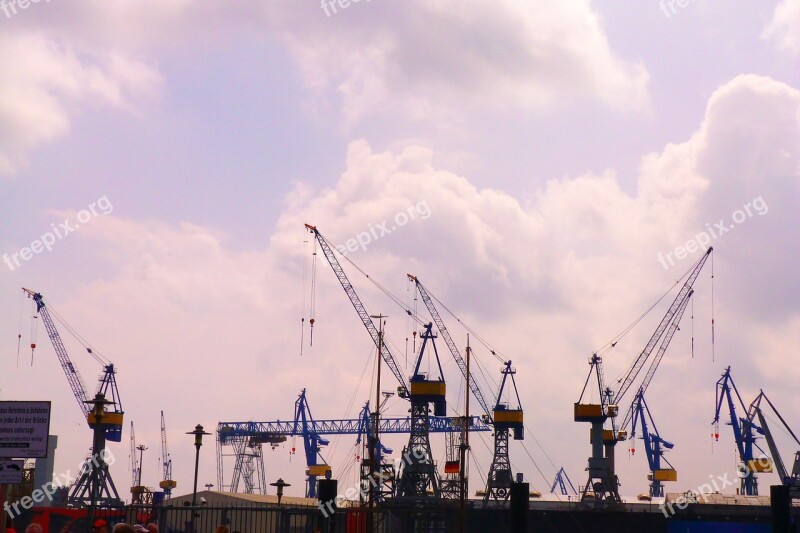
[[1, 0, 798, 501]]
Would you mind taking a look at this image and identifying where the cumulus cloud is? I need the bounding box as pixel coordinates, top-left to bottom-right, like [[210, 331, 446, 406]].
[[763, 0, 800, 54], [0, 32, 162, 176], [266, 0, 650, 124], [27, 74, 795, 495]]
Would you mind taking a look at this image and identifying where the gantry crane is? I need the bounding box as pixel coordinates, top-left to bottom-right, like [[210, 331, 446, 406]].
[[620, 289, 693, 498], [216, 398, 490, 495], [575, 247, 711, 503], [293, 389, 332, 498], [305, 224, 448, 501], [550, 467, 578, 496], [713, 367, 771, 495], [747, 391, 800, 498], [23, 288, 123, 506], [159, 411, 176, 498], [407, 274, 525, 501]]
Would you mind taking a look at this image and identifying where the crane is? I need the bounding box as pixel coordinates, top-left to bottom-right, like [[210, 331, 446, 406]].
[[619, 289, 693, 497], [22, 288, 123, 506], [293, 389, 332, 498], [629, 392, 675, 498], [550, 467, 578, 496], [574, 247, 711, 503], [216, 399, 490, 496], [747, 391, 800, 498], [485, 362, 524, 501], [407, 274, 525, 502], [159, 411, 176, 498], [713, 367, 770, 495], [305, 224, 447, 501]]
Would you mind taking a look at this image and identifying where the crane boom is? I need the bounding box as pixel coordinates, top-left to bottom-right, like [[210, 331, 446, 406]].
[[407, 275, 493, 419], [23, 288, 90, 415], [305, 224, 409, 396], [619, 289, 693, 431], [613, 247, 711, 405]]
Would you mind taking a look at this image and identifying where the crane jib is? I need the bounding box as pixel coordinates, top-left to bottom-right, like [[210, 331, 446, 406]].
[[307, 226, 410, 396], [613, 247, 712, 405]]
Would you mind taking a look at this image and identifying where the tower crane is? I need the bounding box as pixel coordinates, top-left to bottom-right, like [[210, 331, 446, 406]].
[[574, 247, 711, 503], [22, 288, 123, 506], [746, 391, 800, 498], [159, 411, 176, 498], [407, 274, 524, 502], [713, 367, 771, 495], [305, 224, 447, 501]]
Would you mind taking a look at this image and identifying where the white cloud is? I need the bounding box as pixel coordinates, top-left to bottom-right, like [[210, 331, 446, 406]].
[[266, 0, 650, 124], [762, 0, 800, 54], [0, 32, 162, 176]]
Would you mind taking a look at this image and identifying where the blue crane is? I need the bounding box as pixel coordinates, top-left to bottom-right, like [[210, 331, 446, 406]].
[[747, 391, 799, 497], [629, 392, 675, 498], [216, 393, 490, 497], [550, 467, 578, 496], [575, 247, 711, 503], [713, 366, 768, 495]]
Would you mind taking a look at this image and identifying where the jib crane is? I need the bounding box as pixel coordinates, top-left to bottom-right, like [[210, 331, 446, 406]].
[[575, 247, 711, 503], [160, 411, 176, 498], [747, 391, 800, 498], [22, 288, 123, 505], [407, 274, 524, 501], [621, 289, 693, 498], [550, 467, 578, 496], [305, 224, 447, 501], [629, 392, 675, 498], [294, 388, 331, 498], [129, 421, 152, 504], [713, 366, 771, 495]]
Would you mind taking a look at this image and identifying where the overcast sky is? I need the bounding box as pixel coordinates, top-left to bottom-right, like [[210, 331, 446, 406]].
[[1, 0, 798, 501]]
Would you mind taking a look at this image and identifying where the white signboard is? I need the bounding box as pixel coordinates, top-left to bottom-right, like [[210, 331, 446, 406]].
[[0, 401, 52, 458], [0, 460, 24, 483]]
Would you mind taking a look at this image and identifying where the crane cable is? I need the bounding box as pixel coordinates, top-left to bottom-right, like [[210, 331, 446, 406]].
[[300, 238, 308, 356]]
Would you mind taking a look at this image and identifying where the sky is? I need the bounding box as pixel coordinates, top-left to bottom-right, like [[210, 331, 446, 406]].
[[0, 0, 799, 502]]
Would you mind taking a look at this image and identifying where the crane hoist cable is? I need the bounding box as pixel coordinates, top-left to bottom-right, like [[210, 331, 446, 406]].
[[300, 238, 309, 356]]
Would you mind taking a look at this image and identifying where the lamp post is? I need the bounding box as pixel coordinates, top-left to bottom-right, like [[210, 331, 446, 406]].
[[204, 483, 213, 492], [270, 478, 290, 507], [186, 425, 211, 507]]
